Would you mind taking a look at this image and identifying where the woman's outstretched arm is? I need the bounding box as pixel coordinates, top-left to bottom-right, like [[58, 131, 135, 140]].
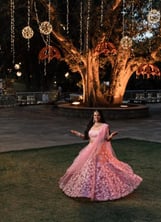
[[70, 130, 85, 139], [107, 131, 118, 141]]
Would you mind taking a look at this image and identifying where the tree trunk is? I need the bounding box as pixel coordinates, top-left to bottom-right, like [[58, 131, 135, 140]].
[[82, 51, 108, 107], [107, 48, 132, 105]]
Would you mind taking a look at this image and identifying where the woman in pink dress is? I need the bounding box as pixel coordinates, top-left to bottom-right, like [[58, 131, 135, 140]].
[[59, 110, 143, 201]]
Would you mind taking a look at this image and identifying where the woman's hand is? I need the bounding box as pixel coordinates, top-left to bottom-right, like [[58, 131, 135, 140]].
[[70, 130, 84, 138], [107, 131, 118, 141]]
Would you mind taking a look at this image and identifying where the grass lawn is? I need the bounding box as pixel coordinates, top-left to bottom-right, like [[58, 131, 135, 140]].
[[0, 138, 161, 222]]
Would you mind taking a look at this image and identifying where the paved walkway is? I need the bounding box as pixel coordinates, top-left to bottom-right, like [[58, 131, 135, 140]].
[[0, 103, 161, 153]]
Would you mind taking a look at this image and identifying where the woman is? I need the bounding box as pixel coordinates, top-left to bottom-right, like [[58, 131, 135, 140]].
[[59, 110, 143, 201]]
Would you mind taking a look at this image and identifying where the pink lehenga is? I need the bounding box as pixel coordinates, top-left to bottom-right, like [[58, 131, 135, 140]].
[[59, 123, 143, 201]]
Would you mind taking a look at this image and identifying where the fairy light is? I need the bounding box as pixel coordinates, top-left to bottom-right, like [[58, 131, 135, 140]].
[[34, 1, 52, 76], [47, 0, 51, 61], [100, 0, 104, 27], [122, 0, 125, 38], [34, 2, 47, 45], [44, 56, 47, 76], [148, 0, 153, 52], [10, 0, 15, 64], [27, 0, 31, 49], [131, 0, 134, 34], [149, 0, 152, 12], [131, 0, 135, 57], [79, 0, 83, 53], [48, 0, 51, 23], [66, 0, 69, 35], [22, 0, 34, 51], [38, 0, 52, 36], [120, 0, 132, 50], [86, 0, 91, 52]]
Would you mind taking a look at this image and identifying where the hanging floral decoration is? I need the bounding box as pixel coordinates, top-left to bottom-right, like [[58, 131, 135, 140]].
[[94, 41, 117, 55], [22, 26, 34, 39], [136, 64, 161, 79], [120, 36, 132, 50], [38, 45, 61, 62], [39, 21, 53, 35], [147, 9, 160, 24]]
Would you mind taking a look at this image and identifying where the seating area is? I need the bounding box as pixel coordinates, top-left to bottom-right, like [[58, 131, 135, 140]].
[[124, 90, 161, 104], [16, 91, 58, 105], [0, 90, 161, 107]]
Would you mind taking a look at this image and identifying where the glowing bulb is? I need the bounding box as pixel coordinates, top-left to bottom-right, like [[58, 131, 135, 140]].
[[16, 71, 22, 77]]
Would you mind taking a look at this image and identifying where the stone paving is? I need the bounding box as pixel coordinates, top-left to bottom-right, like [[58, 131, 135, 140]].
[[0, 103, 160, 153]]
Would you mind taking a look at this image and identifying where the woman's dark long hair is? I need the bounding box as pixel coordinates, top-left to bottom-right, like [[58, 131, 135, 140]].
[[84, 110, 106, 140]]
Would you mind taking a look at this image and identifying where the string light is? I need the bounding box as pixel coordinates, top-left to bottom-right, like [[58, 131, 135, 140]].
[[35, 1, 52, 36], [39, 0, 52, 35], [34, 1, 53, 76], [47, 0, 51, 61], [86, 0, 91, 52], [130, 0, 135, 57], [120, 0, 132, 50], [10, 0, 15, 64], [34, 2, 46, 45], [122, 0, 125, 38], [66, 0, 69, 35], [100, 0, 104, 27], [79, 0, 83, 53], [44, 57, 47, 76], [22, 0, 34, 50], [131, 0, 134, 34]]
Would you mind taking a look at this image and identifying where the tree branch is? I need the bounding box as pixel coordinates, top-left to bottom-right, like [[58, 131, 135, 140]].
[[112, 0, 122, 10], [151, 46, 161, 61]]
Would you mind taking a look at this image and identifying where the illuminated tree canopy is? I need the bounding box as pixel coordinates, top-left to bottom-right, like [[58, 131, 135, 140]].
[[0, 0, 161, 106]]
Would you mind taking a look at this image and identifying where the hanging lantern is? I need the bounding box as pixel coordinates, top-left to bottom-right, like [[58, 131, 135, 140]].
[[120, 36, 132, 50], [147, 9, 160, 24], [38, 45, 61, 63], [94, 41, 117, 55], [39, 21, 52, 35], [136, 63, 161, 79], [22, 26, 34, 39]]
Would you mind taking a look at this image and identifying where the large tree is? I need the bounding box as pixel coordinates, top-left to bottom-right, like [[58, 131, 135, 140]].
[[0, 0, 161, 106]]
